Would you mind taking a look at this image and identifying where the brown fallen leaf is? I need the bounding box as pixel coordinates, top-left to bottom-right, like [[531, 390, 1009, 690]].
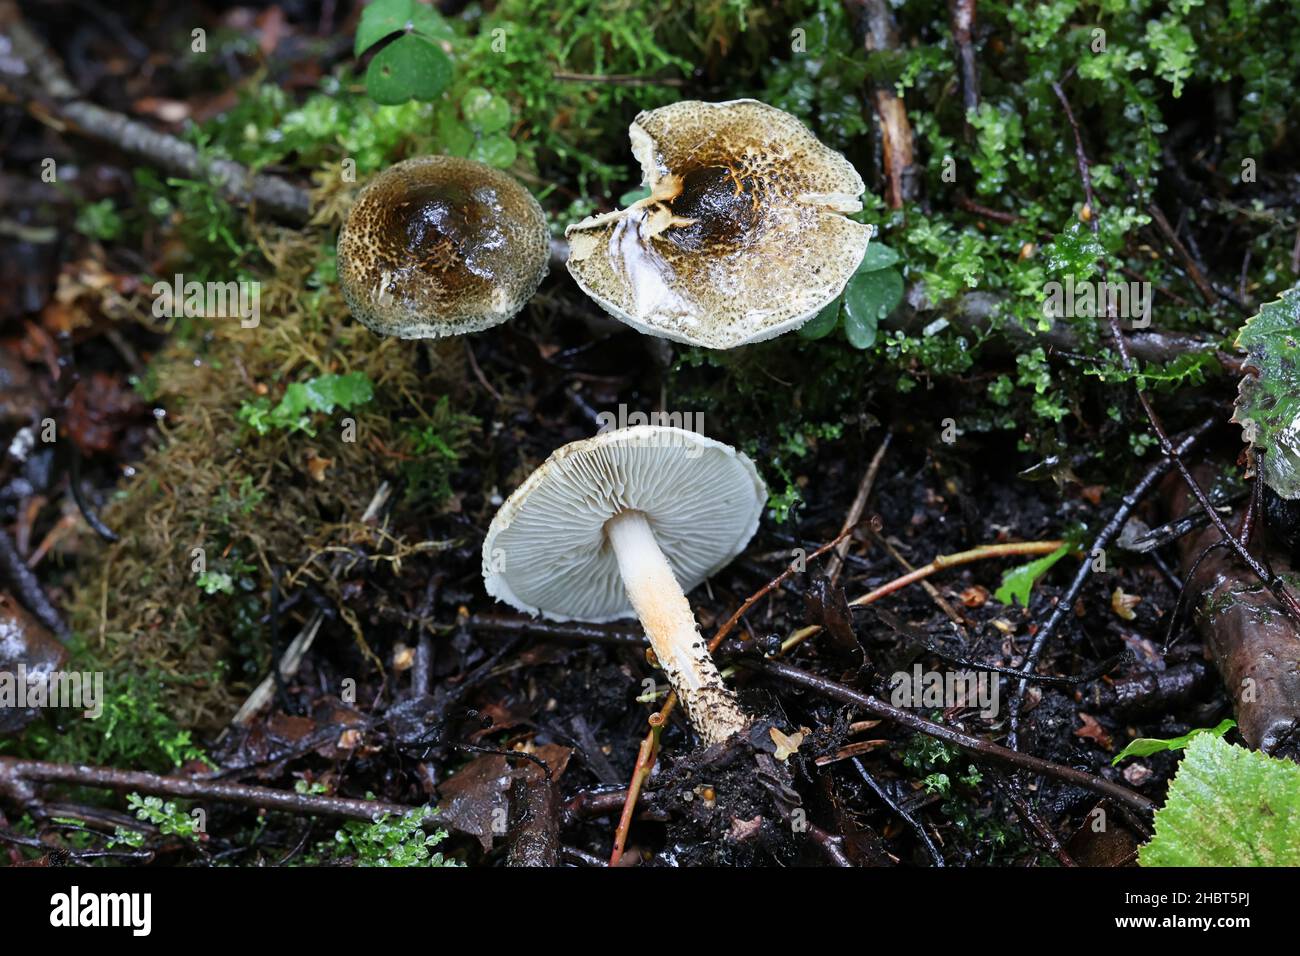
[[1075, 712, 1114, 751], [960, 585, 989, 608], [304, 450, 333, 482]]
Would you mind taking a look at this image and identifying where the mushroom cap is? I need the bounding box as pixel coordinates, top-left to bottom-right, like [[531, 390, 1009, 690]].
[[482, 425, 767, 623], [337, 156, 549, 338], [565, 99, 871, 349]]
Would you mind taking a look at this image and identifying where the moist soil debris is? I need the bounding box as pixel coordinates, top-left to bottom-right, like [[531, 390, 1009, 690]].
[[1, 0, 1298, 868]]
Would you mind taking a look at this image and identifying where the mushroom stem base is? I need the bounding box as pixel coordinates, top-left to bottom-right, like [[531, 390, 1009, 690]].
[[605, 510, 750, 746]]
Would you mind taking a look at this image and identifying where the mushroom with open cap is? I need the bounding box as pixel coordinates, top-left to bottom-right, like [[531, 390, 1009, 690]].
[[337, 155, 549, 339], [481, 425, 766, 746], [565, 99, 872, 349]]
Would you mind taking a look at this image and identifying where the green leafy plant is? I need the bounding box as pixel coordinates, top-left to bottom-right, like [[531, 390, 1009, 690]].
[[398, 396, 479, 508], [75, 199, 124, 241], [332, 805, 458, 867], [109, 794, 205, 849], [355, 0, 455, 105], [1232, 288, 1300, 500], [238, 372, 374, 436], [1112, 718, 1235, 766], [1140, 733, 1300, 866], [441, 86, 517, 168], [196, 570, 235, 595], [800, 241, 904, 349], [994, 542, 1071, 607]]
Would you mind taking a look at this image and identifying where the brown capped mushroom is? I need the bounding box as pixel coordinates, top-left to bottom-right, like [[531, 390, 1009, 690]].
[[337, 156, 549, 338], [482, 425, 766, 745], [565, 99, 872, 349]]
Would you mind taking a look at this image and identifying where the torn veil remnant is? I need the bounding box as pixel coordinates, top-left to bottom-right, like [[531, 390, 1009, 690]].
[[565, 99, 872, 349], [337, 156, 549, 339], [482, 426, 766, 746]]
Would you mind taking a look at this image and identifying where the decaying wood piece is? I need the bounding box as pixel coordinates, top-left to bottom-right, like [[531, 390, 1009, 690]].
[[1172, 472, 1300, 761], [949, 0, 980, 116], [843, 0, 919, 208], [506, 766, 560, 867]]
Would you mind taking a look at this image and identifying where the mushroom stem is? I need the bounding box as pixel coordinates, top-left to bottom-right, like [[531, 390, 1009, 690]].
[[605, 510, 750, 745]]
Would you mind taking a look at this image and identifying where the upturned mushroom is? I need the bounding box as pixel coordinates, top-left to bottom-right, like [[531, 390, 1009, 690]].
[[565, 99, 872, 349], [481, 425, 766, 745], [337, 155, 549, 338]]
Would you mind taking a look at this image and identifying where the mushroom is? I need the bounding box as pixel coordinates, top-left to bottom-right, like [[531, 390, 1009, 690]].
[[565, 99, 872, 349], [481, 425, 766, 745], [337, 156, 549, 338]]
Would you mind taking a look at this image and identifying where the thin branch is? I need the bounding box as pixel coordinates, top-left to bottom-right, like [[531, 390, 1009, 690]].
[[748, 660, 1156, 814], [826, 432, 892, 586], [0, 4, 312, 225], [1006, 418, 1215, 748], [0, 756, 421, 824]]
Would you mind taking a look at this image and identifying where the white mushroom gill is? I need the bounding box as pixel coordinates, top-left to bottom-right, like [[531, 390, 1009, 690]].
[[481, 426, 767, 746]]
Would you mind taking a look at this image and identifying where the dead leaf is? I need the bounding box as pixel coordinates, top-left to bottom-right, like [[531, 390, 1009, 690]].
[[1111, 586, 1141, 621], [1074, 712, 1114, 750], [304, 450, 333, 482], [770, 726, 804, 761]]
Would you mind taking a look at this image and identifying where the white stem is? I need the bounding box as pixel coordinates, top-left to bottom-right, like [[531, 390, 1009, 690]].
[[605, 510, 749, 746]]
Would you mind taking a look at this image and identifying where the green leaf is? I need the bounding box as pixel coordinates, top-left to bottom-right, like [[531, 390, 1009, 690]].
[[354, 0, 414, 57], [365, 34, 452, 105], [468, 132, 517, 168], [1140, 734, 1300, 866], [994, 543, 1070, 606], [1232, 287, 1300, 500], [461, 87, 511, 134], [407, 4, 454, 41], [799, 298, 842, 340], [1112, 719, 1236, 765], [436, 105, 473, 157], [856, 242, 900, 273], [296, 371, 375, 413], [238, 372, 374, 436], [196, 571, 234, 595], [842, 269, 903, 349], [618, 186, 651, 207]]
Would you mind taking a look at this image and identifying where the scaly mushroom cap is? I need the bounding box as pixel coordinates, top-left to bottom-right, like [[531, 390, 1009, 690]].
[[338, 156, 549, 338], [482, 426, 767, 623], [565, 99, 871, 349]]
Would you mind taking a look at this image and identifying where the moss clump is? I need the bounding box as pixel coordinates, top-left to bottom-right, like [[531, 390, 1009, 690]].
[[58, 197, 479, 740]]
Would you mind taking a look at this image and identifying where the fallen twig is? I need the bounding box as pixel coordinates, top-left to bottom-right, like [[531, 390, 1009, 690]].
[[747, 659, 1156, 814], [825, 432, 892, 586], [843, 0, 918, 208], [0, 526, 66, 638], [0, 3, 312, 225], [1005, 417, 1215, 749], [0, 756, 420, 824], [783, 539, 1065, 653]]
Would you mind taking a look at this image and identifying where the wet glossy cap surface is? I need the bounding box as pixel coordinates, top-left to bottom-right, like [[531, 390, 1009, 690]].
[[565, 100, 871, 349], [338, 156, 549, 338]]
